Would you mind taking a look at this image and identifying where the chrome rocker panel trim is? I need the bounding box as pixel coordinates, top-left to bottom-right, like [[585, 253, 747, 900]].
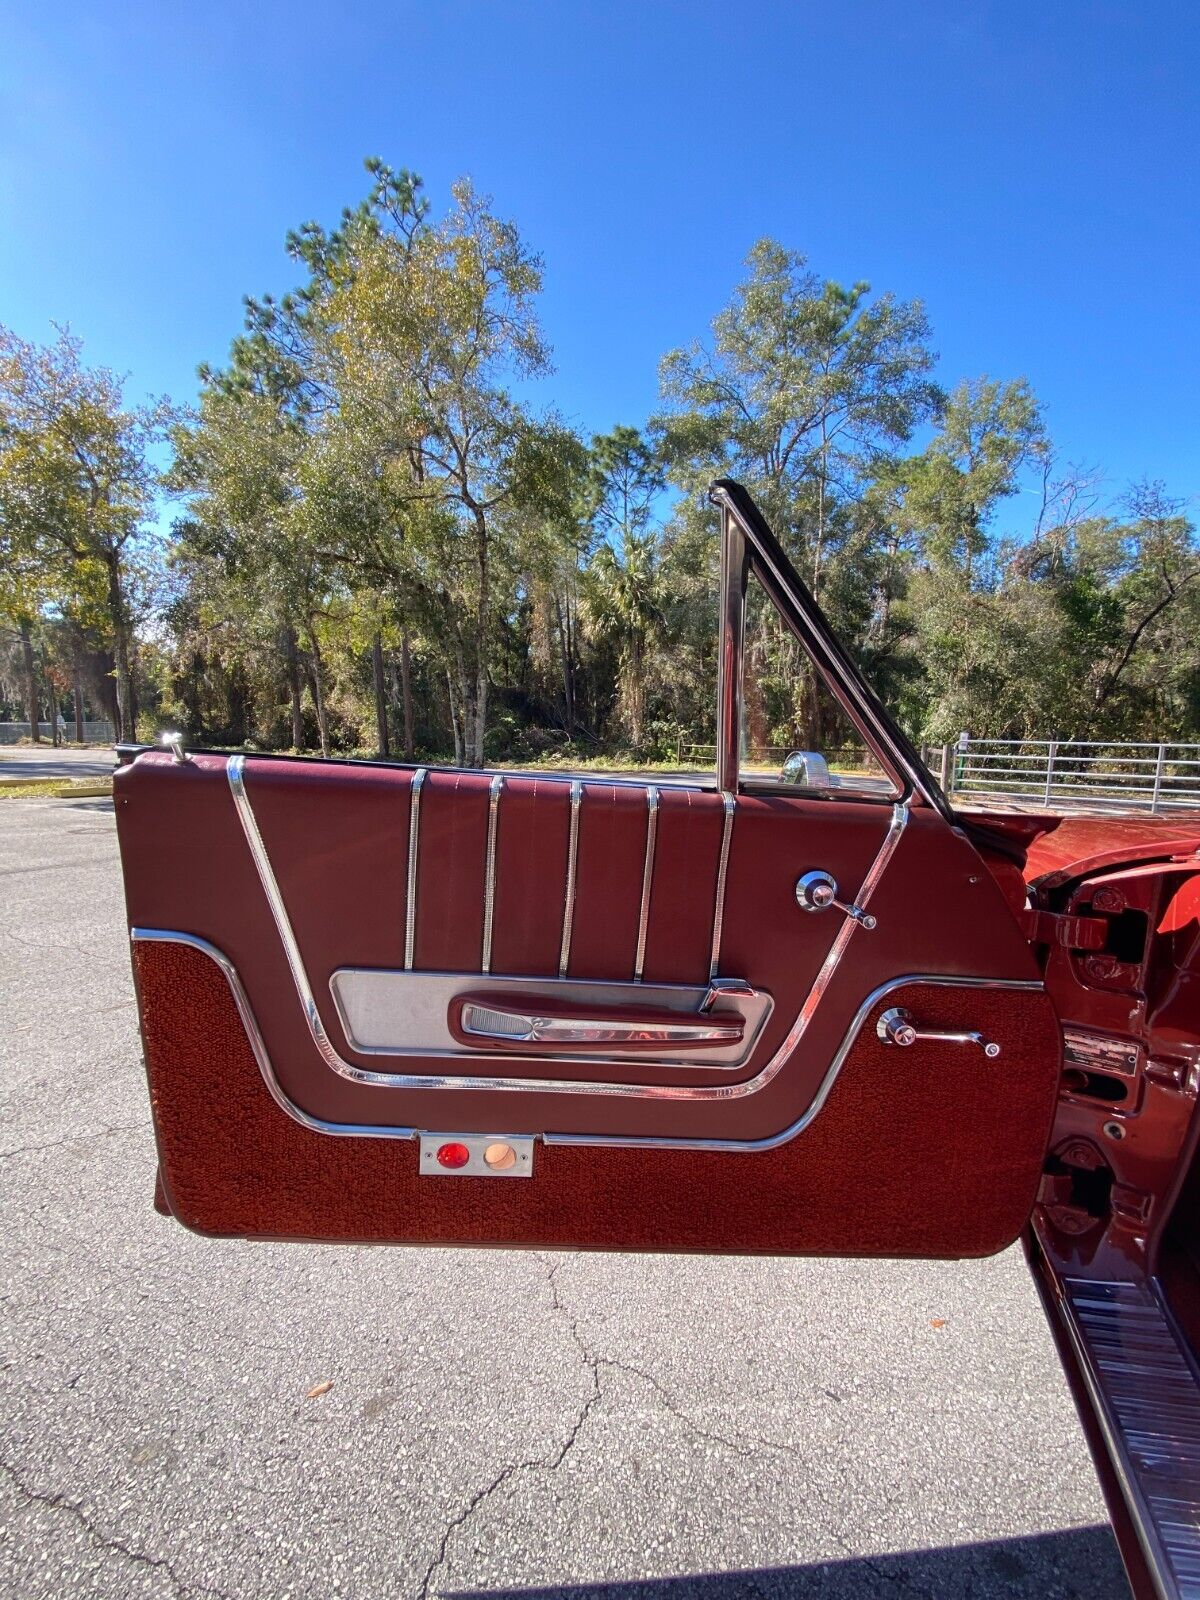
[[129, 927, 1041, 1151]]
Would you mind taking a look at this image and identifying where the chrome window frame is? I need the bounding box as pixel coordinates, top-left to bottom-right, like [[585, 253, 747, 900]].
[[710, 480, 950, 816]]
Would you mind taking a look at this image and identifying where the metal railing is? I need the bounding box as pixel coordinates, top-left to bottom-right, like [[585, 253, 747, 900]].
[[947, 738, 1200, 814], [0, 719, 115, 745]]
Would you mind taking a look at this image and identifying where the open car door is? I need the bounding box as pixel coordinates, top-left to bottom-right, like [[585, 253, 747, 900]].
[[115, 480, 1061, 1255]]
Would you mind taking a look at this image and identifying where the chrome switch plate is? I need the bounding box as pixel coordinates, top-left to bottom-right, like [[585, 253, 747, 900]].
[[418, 1133, 535, 1178]]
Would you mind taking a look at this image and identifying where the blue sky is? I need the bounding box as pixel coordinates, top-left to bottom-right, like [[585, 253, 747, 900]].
[[2, 0, 1198, 525]]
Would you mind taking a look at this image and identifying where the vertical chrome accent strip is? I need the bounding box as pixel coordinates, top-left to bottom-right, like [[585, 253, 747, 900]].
[[633, 786, 659, 981], [559, 780, 583, 979], [708, 792, 737, 980], [404, 767, 427, 970], [481, 773, 503, 973]]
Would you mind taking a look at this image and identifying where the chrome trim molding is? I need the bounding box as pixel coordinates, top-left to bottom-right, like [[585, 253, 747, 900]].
[[634, 786, 659, 981], [227, 754, 371, 1083], [481, 773, 503, 973], [132, 926, 1041, 1149], [709, 791, 737, 980], [559, 779, 582, 978], [546, 968, 1042, 1152], [130, 928, 417, 1141], [459, 1000, 744, 1048], [404, 767, 427, 969]]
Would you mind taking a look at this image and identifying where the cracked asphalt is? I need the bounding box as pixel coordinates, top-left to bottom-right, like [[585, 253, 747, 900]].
[[0, 797, 1131, 1599]]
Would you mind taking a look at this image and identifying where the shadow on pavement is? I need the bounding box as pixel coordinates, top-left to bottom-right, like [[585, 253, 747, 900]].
[[455, 1525, 1129, 1599]]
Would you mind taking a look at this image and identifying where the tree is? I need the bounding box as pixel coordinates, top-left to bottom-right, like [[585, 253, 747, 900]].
[[0, 325, 168, 740], [657, 240, 941, 591], [655, 241, 943, 749], [582, 428, 666, 746]]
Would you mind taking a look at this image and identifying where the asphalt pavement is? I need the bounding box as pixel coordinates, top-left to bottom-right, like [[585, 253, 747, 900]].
[[0, 746, 117, 782], [0, 795, 1131, 1599]]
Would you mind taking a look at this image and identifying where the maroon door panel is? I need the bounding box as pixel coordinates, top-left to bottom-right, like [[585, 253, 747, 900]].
[[116, 751, 1046, 1139]]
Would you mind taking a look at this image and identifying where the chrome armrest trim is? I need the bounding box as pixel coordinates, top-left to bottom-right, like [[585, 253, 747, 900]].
[[458, 1001, 744, 1047], [329, 968, 773, 1069], [130, 927, 1041, 1150]]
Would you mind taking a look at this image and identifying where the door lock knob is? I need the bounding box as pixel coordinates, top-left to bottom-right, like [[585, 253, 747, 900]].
[[795, 870, 876, 930]]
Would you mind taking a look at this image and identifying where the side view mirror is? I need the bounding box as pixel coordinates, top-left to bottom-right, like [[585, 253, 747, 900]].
[[779, 751, 838, 788]]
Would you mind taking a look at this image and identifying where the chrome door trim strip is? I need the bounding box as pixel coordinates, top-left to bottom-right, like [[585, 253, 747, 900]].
[[481, 773, 503, 973], [225, 755, 912, 1101], [709, 791, 736, 980], [545, 969, 1044, 1152], [404, 767, 427, 969], [131, 927, 1040, 1149], [130, 928, 417, 1141], [558, 779, 582, 978], [633, 786, 659, 981], [458, 1000, 745, 1048]]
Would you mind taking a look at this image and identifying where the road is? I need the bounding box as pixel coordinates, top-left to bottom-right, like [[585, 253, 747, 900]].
[[0, 746, 116, 782], [0, 795, 1130, 1600]]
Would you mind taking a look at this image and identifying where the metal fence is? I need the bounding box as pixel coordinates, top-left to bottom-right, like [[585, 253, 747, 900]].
[[0, 720, 115, 745], [673, 732, 1200, 814], [945, 738, 1200, 814]]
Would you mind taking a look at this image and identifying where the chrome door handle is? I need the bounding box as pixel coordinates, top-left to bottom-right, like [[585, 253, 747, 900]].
[[795, 870, 876, 930], [876, 1007, 1001, 1058]]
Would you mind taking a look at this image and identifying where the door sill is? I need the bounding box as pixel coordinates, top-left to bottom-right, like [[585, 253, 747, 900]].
[[1030, 1241, 1200, 1599]]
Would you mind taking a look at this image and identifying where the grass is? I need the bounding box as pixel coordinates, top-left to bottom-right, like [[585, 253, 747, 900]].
[[0, 777, 113, 801]]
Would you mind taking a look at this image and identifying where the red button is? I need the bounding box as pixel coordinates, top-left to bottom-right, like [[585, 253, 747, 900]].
[[436, 1142, 471, 1169]]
